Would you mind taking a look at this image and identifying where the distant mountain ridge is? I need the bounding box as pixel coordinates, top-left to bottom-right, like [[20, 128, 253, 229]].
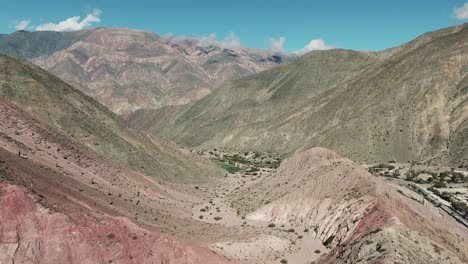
[[0, 28, 294, 115], [129, 23, 468, 166]]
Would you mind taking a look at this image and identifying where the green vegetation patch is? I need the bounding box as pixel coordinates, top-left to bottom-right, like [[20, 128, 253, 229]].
[[223, 154, 251, 165], [212, 160, 241, 173]]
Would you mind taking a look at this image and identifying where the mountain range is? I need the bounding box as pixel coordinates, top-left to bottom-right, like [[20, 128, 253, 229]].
[[0, 28, 293, 115], [129, 23, 468, 166]]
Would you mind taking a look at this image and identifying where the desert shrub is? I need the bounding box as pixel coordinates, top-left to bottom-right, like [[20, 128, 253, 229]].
[[369, 228, 382, 234], [433, 180, 447, 188], [323, 235, 335, 246]]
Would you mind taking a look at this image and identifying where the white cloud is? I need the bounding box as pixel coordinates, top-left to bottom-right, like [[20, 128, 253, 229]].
[[36, 9, 102, 31], [166, 31, 333, 55], [294, 38, 333, 55], [197, 32, 241, 49], [13, 20, 31, 30], [163, 32, 175, 39], [454, 3, 468, 20], [197, 32, 218, 46], [163, 32, 189, 41], [223, 32, 241, 49], [268, 37, 286, 52]]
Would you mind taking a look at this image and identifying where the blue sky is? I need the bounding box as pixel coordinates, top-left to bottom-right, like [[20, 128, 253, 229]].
[[2, 0, 468, 53]]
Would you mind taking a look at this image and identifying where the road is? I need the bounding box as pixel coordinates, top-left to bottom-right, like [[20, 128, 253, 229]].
[[397, 180, 468, 228]]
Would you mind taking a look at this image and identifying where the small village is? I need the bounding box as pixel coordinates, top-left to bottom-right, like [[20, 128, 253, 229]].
[[366, 162, 468, 222], [191, 148, 284, 174]]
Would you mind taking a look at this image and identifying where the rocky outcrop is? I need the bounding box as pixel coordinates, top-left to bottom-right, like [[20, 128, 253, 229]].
[[241, 148, 378, 244]]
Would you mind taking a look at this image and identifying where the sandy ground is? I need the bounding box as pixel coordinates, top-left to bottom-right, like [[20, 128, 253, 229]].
[[190, 171, 328, 263]]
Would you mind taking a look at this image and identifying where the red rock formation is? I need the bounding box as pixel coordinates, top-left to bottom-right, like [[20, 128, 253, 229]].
[[0, 183, 227, 264]]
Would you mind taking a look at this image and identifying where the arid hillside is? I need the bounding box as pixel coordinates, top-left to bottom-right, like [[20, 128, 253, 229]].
[[230, 148, 468, 263], [0, 55, 245, 263], [0, 182, 226, 264], [133, 23, 468, 166], [0, 55, 222, 183], [0, 28, 294, 115]]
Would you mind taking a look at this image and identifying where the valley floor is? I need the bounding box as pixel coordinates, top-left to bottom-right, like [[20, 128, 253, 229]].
[[187, 170, 328, 263]]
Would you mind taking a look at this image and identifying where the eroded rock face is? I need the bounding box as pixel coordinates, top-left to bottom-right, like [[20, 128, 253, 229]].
[[0, 183, 226, 264], [235, 148, 379, 246], [323, 192, 468, 264]]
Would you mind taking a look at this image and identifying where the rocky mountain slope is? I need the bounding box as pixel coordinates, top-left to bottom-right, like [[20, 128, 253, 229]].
[[0, 28, 293, 115], [0, 54, 245, 263], [230, 148, 468, 263], [0, 54, 222, 183], [132, 23, 468, 166]]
